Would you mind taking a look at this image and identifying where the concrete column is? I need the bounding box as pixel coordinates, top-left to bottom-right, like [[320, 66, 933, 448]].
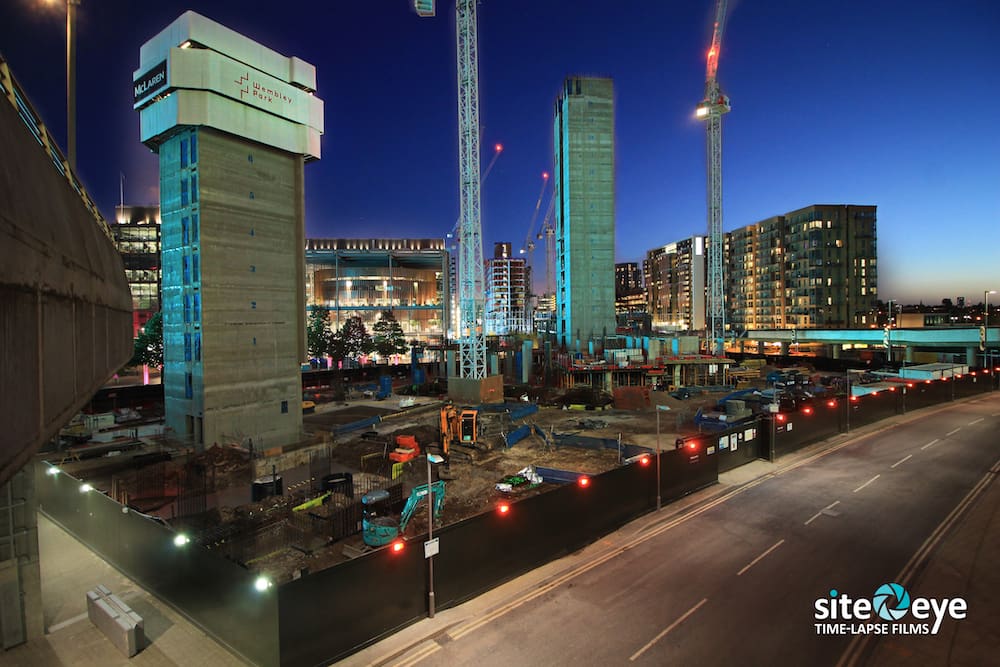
[[446, 350, 456, 378], [780, 341, 790, 356], [966, 347, 977, 367], [739, 339, 746, 354], [521, 340, 532, 384], [673, 364, 682, 388], [905, 346, 914, 362], [490, 352, 499, 376], [831, 344, 841, 359]]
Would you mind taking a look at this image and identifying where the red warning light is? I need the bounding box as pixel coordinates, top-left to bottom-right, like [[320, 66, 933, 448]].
[[850, 395, 859, 402], [970, 371, 977, 376], [802, 406, 813, 415], [888, 387, 896, 392], [577, 476, 591, 488], [775, 413, 786, 422], [826, 400, 837, 408], [391, 540, 405, 554], [639, 455, 651, 467], [542, 171, 549, 180], [497, 502, 511, 515], [686, 441, 697, 451], [955, 374, 963, 379], [907, 383, 914, 388], [494, 143, 503, 153]]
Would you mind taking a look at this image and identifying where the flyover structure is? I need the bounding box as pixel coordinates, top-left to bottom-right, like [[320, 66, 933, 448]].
[[744, 327, 998, 366]]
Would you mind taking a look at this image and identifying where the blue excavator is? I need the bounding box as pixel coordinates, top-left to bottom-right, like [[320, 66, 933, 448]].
[[361, 480, 446, 547]]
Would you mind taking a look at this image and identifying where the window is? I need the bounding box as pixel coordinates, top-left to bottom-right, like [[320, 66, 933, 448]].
[[184, 333, 192, 361], [183, 295, 191, 322], [192, 253, 199, 282], [191, 175, 198, 203], [180, 179, 189, 206], [194, 334, 201, 361], [182, 256, 191, 284], [181, 217, 190, 245], [180, 139, 188, 168], [193, 294, 201, 321], [185, 373, 193, 399], [281, 400, 289, 414], [192, 214, 199, 242], [190, 132, 198, 163]]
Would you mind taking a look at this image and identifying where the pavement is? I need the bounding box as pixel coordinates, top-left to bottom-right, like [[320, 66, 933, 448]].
[[5, 396, 998, 667]]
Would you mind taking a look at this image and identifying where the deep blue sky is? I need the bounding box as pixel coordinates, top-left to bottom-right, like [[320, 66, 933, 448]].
[[2, 0, 998, 305]]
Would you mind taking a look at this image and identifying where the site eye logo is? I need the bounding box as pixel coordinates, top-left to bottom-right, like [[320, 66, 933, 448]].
[[872, 583, 911, 621]]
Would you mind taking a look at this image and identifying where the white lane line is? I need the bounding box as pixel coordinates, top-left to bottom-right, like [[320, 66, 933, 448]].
[[629, 598, 708, 661], [946, 428, 961, 437], [968, 417, 984, 426], [805, 501, 841, 526], [47, 612, 89, 633], [737, 539, 785, 576], [853, 475, 880, 493], [891, 454, 913, 469], [921, 439, 940, 451]]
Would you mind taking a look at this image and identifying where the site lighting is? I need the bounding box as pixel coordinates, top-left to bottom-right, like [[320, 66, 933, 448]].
[[253, 576, 272, 592], [173, 534, 190, 547], [655, 404, 670, 511], [46, 465, 60, 476], [79, 483, 92, 493], [426, 453, 444, 619]]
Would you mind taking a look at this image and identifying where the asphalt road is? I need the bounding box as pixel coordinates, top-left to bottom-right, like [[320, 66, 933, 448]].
[[394, 394, 1000, 667]]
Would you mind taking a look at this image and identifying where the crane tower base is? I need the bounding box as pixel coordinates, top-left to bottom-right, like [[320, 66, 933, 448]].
[[448, 375, 504, 405]]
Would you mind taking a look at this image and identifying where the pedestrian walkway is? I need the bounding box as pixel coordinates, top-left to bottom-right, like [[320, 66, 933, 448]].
[[2, 514, 248, 667]]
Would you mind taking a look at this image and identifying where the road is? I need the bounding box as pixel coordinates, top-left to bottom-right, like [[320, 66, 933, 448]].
[[376, 394, 1000, 667]]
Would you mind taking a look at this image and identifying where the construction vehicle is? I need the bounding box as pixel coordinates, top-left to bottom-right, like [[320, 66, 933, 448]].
[[438, 404, 480, 467], [361, 480, 446, 547]]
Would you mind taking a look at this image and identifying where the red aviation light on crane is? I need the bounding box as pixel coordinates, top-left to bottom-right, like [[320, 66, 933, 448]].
[[577, 476, 591, 489], [494, 143, 503, 153], [542, 171, 549, 180]]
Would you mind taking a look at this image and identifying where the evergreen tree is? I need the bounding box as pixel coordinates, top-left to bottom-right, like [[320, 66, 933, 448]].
[[306, 308, 333, 358], [129, 312, 163, 368], [372, 310, 408, 359], [337, 316, 374, 361]]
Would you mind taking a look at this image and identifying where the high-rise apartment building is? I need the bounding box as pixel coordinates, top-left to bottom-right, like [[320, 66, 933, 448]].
[[645, 237, 706, 332], [615, 262, 641, 295], [727, 204, 877, 330], [553, 76, 616, 348], [136, 12, 323, 448], [112, 205, 161, 336], [485, 242, 529, 335]]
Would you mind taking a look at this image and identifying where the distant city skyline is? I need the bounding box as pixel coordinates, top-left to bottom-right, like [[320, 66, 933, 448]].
[[1, 0, 997, 305]]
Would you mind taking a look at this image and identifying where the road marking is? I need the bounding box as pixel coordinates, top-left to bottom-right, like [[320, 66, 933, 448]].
[[629, 598, 708, 661], [968, 417, 984, 426], [805, 501, 841, 525], [946, 428, 961, 436], [47, 612, 89, 633], [891, 454, 913, 469], [837, 458, 1000, 667], [920, 439, 939, 451], [388, 641, 441, 667], [737, 539, 785, 576], [853, 475, 880, 493]]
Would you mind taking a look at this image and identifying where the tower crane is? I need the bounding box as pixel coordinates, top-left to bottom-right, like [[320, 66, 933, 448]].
[[696, 0, 731, 355], [520, 172, 550, 255], [417, 0, 488, 379]]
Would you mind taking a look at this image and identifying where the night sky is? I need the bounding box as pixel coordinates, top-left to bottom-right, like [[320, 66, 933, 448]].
[[2, 0, 998, 305]]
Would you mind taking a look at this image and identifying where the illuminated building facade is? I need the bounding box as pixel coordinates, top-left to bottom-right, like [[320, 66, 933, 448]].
[[112, 205, 161, 336]]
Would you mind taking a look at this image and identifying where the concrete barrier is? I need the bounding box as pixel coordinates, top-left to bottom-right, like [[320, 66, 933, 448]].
[[86, 585, 144, 657]]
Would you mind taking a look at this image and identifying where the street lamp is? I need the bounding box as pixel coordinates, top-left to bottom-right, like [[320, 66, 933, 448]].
[[426, 453, 444, 618], [655, 405, 670, 511], [986, 290, 996, 327]]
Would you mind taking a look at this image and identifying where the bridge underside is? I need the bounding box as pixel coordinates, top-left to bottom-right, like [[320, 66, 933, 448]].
[[0, 81, 132, 487]]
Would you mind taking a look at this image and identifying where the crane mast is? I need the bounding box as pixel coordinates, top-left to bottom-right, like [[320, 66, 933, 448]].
[[697, 0, 730, 354], [455, 0, 487, 378]]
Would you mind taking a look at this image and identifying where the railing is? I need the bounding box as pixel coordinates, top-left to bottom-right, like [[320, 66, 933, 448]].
[[0, 53, 112, 240]]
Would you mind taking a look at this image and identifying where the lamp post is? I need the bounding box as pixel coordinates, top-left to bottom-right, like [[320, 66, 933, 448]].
[[986, 290, 996, 327], [655, 405, 670, 511], [426, 453, 444, 618]]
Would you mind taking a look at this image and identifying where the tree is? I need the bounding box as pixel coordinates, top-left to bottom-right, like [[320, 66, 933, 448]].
[[306, 308, 333, 358], [129, 311, 163, 368], [372, 310, 408, 359], [337, 316, 374, 361]]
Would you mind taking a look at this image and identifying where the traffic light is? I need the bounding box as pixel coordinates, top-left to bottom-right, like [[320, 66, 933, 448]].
[[414, 0, 435, 17]]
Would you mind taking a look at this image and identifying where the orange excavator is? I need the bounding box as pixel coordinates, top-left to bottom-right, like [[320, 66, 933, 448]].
[[438, 404, 479, 470]]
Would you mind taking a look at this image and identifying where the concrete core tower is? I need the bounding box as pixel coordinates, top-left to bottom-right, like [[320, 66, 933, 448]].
[[134, 12, 323, 449]]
